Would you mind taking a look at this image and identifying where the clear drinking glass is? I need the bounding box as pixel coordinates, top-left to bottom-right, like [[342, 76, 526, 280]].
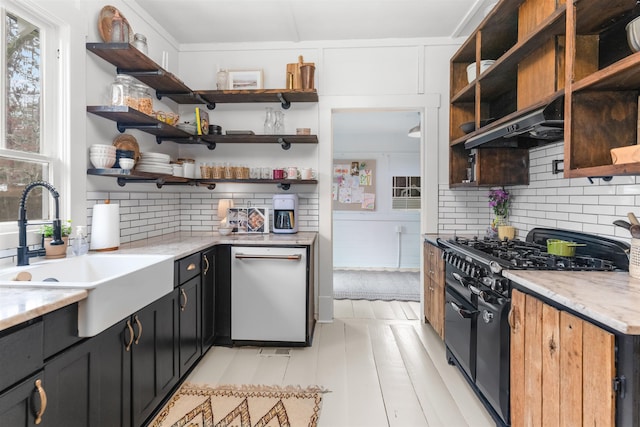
[[264, 107, 275, 135]]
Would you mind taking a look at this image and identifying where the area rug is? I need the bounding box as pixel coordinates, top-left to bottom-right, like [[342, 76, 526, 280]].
[[333, 270, 420, 302], [148, 382, 326, 427]]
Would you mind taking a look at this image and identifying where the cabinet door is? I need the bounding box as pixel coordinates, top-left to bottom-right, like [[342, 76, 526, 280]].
[[424, 242, 445, 339], [179, 275, 202, 376], [509, 289, 615, 427], [431, 250, 445, 339], [132, 290, 179, 427], [0, 372, 44, 426], [202, 247, 216, 350], [42, 338, 98, 427], [92, 318, 132, 427]]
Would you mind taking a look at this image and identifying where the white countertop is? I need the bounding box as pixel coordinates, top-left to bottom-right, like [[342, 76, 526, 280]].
[[0, 231, 317, 332], [504, 270, 640, 335]]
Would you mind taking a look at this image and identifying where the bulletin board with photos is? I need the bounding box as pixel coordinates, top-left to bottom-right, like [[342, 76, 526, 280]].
[[332, 159, 376, 211]]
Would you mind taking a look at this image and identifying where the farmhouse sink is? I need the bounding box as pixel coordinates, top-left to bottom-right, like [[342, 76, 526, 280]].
[[0, 254, 174, 336]]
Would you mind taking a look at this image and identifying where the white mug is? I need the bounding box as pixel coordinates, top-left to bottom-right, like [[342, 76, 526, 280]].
[[261, 167, 271, 179], [286, 166, 300, 179], [300, 168, 316, 180]]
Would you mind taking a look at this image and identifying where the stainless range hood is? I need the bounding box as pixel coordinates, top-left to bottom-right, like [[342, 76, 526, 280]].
[[464, 95, 564, 149]]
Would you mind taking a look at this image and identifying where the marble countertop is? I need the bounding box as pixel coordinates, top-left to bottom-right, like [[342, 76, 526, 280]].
[[0, 231, 317, 332], [0, 287, 88, 331], [504, 270, 640, 335], [115, 231, 317, 260]]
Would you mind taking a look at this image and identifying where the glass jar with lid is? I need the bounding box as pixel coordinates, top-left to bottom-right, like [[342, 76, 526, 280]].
[[133, 83, 153, 115], [110, 74, 135, 107], [132, 33, 148, 55]]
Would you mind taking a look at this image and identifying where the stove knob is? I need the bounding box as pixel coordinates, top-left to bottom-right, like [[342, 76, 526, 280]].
[[493, 279, 507, 293], [489, 260, 502, 274], [482, 310, 494, 324]]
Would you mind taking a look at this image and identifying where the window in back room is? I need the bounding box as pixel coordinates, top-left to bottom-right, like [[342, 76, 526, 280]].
[[392, 175, 421, 210]]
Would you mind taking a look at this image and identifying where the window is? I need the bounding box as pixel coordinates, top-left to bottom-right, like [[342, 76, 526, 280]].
[[0, 3, 58, 229], [392, 176, 421, 210]]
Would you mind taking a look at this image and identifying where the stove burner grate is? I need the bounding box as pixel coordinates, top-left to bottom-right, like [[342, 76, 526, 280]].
[[451, 235, 616, 271]]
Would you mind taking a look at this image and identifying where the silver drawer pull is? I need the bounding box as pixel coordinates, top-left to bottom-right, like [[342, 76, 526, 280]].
[[234, 253, 301, 260]]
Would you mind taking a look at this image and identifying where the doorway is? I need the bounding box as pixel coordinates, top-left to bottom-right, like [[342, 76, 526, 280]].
[[331, 109, 422, 301]]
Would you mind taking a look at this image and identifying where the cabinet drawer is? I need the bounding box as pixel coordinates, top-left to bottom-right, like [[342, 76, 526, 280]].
[[0, 321, 44, 392], [43, 304, 81, 359], [177, 252, 201, 285]]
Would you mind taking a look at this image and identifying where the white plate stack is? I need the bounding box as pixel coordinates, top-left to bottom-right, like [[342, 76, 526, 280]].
[[136, 152, 173, 175]]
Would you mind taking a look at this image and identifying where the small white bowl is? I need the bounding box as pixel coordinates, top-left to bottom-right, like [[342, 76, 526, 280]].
[[90, 155, 116, 169], [218, 227, 233, 236], [466, 60, 496, 83], [118, 158, 135, 170], [627, 16, 640, 52]]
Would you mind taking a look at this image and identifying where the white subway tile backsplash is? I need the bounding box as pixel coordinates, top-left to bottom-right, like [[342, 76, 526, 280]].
[[439, 142, 640, 241], [86, 191, 319, 245]]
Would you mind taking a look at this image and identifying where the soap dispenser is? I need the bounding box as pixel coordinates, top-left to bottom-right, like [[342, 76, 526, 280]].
[[72, 225, 89, 256]]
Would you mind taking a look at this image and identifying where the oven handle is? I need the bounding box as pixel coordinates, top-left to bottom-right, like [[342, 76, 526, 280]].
[[469, 284, 494, 303], [449, 301, 477, 319], [452, 272, 473, 288]]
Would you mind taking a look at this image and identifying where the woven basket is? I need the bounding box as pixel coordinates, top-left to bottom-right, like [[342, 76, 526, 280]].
[[630, 238, 640, 279]]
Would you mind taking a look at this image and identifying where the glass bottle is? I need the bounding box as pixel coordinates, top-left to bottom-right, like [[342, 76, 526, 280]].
[[132, 33, 148, 55], [216, 66, 228, 90], [71, 226, 89, 256], [274, 111, 285, 134], [263, 107, 275, 135], [109, 74, 134, 107], [110, 10, 129, 43]]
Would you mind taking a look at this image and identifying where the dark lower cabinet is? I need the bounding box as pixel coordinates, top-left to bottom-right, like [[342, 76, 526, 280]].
[[42, 338, 97, 426], [202, 247, 216, 350], [178, 276, 201, 377], [93, 318, 132, 427], [132, 289, 180, 426], [0, 372, 43, 426]]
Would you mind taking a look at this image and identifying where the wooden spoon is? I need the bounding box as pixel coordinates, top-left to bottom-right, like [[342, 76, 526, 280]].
[[631, 224, 640, 239], [628, 212, 640, 225]]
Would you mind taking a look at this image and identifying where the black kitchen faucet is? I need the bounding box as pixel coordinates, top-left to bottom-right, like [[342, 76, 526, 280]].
[[16, 180, 64, 266]]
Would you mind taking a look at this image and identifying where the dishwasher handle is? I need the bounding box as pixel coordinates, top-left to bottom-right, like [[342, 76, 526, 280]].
[[234, 253, 302, 261]]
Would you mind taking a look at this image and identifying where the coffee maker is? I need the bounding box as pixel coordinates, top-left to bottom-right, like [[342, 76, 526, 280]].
[[272, 194, 298, 233]]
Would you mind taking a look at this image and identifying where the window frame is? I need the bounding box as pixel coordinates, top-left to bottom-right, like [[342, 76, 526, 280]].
[[0, 0, 64, 249], [391, 175, 421, 210]]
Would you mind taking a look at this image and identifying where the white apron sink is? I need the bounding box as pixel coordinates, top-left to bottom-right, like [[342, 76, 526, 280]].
[[0, 254, 174, 336]]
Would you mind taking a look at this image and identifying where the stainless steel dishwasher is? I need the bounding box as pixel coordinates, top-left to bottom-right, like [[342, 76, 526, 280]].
[[231, 246, 307, 342]]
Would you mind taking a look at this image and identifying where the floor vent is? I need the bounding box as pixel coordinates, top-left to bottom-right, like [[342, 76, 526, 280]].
[[259, 348, 292, 357]]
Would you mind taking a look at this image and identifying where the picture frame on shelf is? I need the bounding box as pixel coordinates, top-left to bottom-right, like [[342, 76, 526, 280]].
[[227, 69, 264, 90], [227, 206, 269, 233]]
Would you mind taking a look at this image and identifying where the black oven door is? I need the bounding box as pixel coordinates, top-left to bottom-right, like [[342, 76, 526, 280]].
[[445, 286, 477, 381], [475, 292, 510, 425]]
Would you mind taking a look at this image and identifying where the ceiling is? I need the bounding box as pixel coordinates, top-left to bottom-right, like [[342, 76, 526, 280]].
[[133, 0, 497, 44]]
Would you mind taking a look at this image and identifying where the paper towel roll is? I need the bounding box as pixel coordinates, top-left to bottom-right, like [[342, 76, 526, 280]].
[[90, 203, 120, 251]]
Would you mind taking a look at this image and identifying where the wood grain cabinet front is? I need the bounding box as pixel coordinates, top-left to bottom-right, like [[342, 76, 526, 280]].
[[510, 289, 615, 426], [423, 241, 445, 339]]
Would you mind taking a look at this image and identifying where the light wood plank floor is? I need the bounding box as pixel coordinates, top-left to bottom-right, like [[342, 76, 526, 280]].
[[186, 300, 494, 427]]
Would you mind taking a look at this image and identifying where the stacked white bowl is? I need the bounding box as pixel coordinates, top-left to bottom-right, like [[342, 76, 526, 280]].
[[90, 144, 116, 169]]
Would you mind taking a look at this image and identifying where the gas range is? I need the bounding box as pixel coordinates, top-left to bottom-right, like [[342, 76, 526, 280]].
[[436, 228, 630, 427], [441, 227, 629, 276]]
